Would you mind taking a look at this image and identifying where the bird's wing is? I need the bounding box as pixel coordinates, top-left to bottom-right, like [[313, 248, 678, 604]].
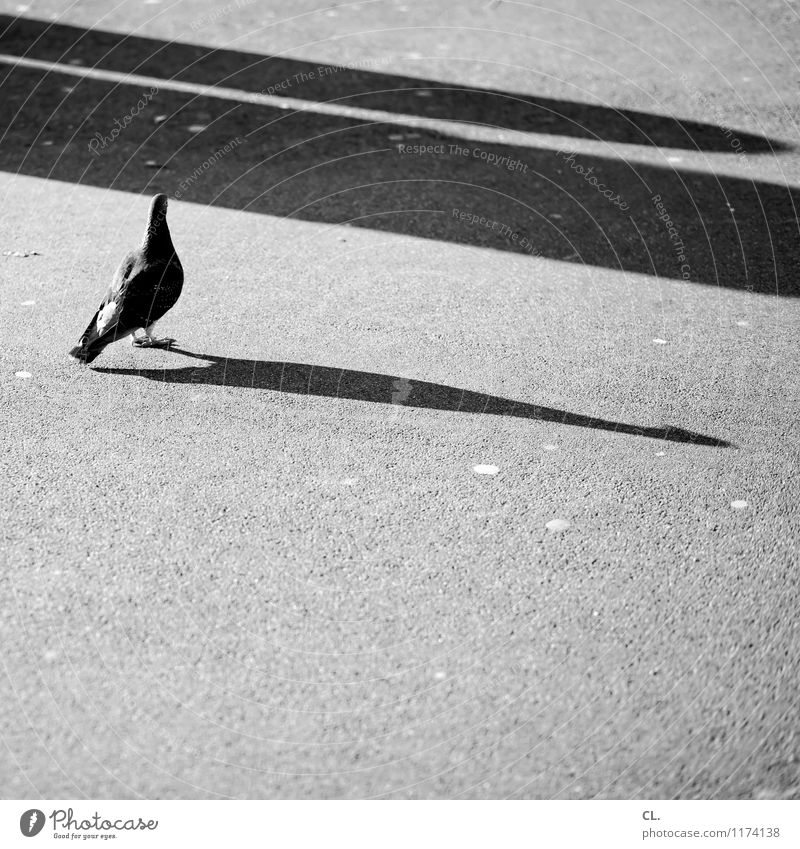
[[114, 261, 180, 329], [77, 252, 140, 345], [116, 254, 184, 330]]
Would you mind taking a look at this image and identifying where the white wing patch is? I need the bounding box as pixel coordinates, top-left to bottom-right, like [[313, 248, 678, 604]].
[[96, 300, 120, 334]]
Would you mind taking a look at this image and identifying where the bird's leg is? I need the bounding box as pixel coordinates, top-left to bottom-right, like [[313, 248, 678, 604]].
[[132, 324, 176, 349]]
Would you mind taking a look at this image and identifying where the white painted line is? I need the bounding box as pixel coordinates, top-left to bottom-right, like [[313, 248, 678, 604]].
[[0, 52, 629, 154]]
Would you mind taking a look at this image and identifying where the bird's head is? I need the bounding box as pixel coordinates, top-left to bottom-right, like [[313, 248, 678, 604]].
[[143, 194, 171, 245], [150, 193, 169, 217]]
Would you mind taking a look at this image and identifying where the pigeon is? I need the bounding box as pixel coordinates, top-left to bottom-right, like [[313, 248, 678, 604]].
[[69, 194, 183, 364]]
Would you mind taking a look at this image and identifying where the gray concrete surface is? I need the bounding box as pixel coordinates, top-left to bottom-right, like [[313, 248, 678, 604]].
[[1, 0, 798, 799]]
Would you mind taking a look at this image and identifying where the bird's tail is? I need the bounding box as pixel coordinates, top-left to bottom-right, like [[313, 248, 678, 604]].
[[68, 312, 116, 364], [68, 339, 104, 364]]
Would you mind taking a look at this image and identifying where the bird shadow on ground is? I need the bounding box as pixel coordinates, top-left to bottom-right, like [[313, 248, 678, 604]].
[[94, 348, 731, 447], [1, 15, 799, 295]]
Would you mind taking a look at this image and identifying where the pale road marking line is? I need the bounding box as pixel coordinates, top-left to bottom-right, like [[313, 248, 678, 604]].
[[0, 52, 629, 155]]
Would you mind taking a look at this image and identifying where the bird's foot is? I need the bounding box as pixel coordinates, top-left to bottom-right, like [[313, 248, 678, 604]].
[[132, 336, 176, 349]]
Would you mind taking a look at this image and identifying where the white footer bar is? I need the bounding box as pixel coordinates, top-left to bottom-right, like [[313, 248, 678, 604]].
[[2, 800, 797, 848]]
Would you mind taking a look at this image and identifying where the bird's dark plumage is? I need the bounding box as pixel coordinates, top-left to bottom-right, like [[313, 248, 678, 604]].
[[69, 194, 183, 364]]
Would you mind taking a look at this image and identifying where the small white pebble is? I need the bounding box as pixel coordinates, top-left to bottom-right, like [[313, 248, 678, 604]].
[[667, 156, 683, 163], [652, 338, 668, 345], [731, 500, 748, 510], [545, 518, 570, 532], [42, 140, 53, 146], [154, 115, 167, 123], [21, 300, 36, 306], [736, 320, 749, 327], [187, 124, 207, 133], [434, 671, 446, 680], [549, 213, 563, 219], [473, 464, 499, 475], [655, 451, 666, 457], [15, 371, 32, 378]]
